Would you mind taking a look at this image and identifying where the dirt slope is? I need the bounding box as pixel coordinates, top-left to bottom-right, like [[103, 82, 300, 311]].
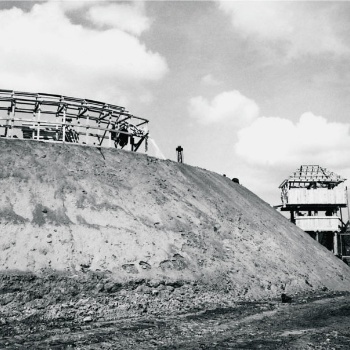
[[0, 138, 350, 298]]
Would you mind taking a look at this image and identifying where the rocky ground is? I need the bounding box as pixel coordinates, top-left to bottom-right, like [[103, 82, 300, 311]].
[[1, 273, 350, 349]]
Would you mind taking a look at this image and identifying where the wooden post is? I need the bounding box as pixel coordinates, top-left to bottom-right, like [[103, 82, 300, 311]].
[[86, 113, 89, 145], [56, 100, 61, 141], [340, 234, 344, 257], [55, 111, 58, 141], [77, 116, 80, 141], [9, 102, 15, 138], [316, 231, 319, 243], [4, 109, 9, 137], [333, 232, 338, 255], [346, 186, 350, 224], [290, 210, 295, 224], [98, 121, 101, 146], [62, 108, 66, 143], [36, 106, 41, 140], [32, 110, 35, 139], [108, 123, 112, 148]]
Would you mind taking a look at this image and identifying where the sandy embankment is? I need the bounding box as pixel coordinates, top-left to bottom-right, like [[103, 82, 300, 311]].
[[0, 138, 349, 300]]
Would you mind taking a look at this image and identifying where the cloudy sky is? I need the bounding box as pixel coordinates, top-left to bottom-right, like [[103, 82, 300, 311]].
[[1, 1, 350, 205]]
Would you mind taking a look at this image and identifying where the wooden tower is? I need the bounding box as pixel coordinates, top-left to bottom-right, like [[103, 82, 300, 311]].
[[280, 165, 350, 260]]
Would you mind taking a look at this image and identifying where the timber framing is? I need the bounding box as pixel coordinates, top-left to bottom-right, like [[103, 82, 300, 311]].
[[279, 165, 345, 189], [279, 165, 350, 261], [0, 89, 149, 151]]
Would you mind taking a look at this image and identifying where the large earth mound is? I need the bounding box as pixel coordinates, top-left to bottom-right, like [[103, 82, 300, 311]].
[[1, 138, 350, 299]]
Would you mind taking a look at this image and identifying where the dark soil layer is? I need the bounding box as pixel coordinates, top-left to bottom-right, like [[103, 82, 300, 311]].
[[1, 273, 350, 349]]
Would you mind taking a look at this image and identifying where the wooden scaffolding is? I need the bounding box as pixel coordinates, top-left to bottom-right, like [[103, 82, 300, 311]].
[[0, 89, 149, 151], [279, 165, 350, 261]]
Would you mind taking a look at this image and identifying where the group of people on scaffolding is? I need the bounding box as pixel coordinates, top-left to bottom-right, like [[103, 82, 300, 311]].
[[64, 119, 145, 149], [64, 119, 134, 147], [110, 122, 146, 150], [20, 118, 144, 149], [111, 123, 129, 148], [65, 120, 140, 148]]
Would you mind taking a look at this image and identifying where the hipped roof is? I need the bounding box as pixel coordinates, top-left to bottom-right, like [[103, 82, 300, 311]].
[[279, 165, 346, 188]]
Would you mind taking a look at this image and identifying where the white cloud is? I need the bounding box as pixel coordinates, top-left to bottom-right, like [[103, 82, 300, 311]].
[[87, 2, 151, 36], [235, 112, 350, 168], [201, 74, 221, 86], [218, 1, 349, 59], [219, 1, 293, 41], [232, 111, 350, 204], [189, 90, 259, 126], [0, 2, 168, 105], [49, 0, 99, 12]]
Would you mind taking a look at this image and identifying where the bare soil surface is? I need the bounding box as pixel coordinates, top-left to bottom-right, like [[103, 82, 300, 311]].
[[1, 273, 349, 349], [1, 139, 350, 348], [1, 139, 350, 299]]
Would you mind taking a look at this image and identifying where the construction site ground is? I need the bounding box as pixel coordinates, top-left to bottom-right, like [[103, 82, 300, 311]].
[[1, 139, 350, 348], [0, 273, 350, 349]]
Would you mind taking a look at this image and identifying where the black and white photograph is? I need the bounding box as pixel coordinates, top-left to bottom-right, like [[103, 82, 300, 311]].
[[1, 1, 350, 349]]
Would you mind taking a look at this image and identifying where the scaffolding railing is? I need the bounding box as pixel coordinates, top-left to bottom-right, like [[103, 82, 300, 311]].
[[0, 89, 149, 152]]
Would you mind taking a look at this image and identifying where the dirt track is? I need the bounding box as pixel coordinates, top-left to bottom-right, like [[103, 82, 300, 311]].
[[1, 281, 350, 349]]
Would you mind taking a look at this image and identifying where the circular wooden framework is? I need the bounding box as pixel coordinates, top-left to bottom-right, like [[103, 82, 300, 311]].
[[0, 89, 149, 151]]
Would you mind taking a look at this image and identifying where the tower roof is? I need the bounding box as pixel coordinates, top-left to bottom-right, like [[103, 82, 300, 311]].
[[279, 165, 346, 188]]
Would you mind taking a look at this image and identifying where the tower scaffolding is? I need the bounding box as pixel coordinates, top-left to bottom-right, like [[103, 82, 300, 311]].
[[279, 165, 350, 262]]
